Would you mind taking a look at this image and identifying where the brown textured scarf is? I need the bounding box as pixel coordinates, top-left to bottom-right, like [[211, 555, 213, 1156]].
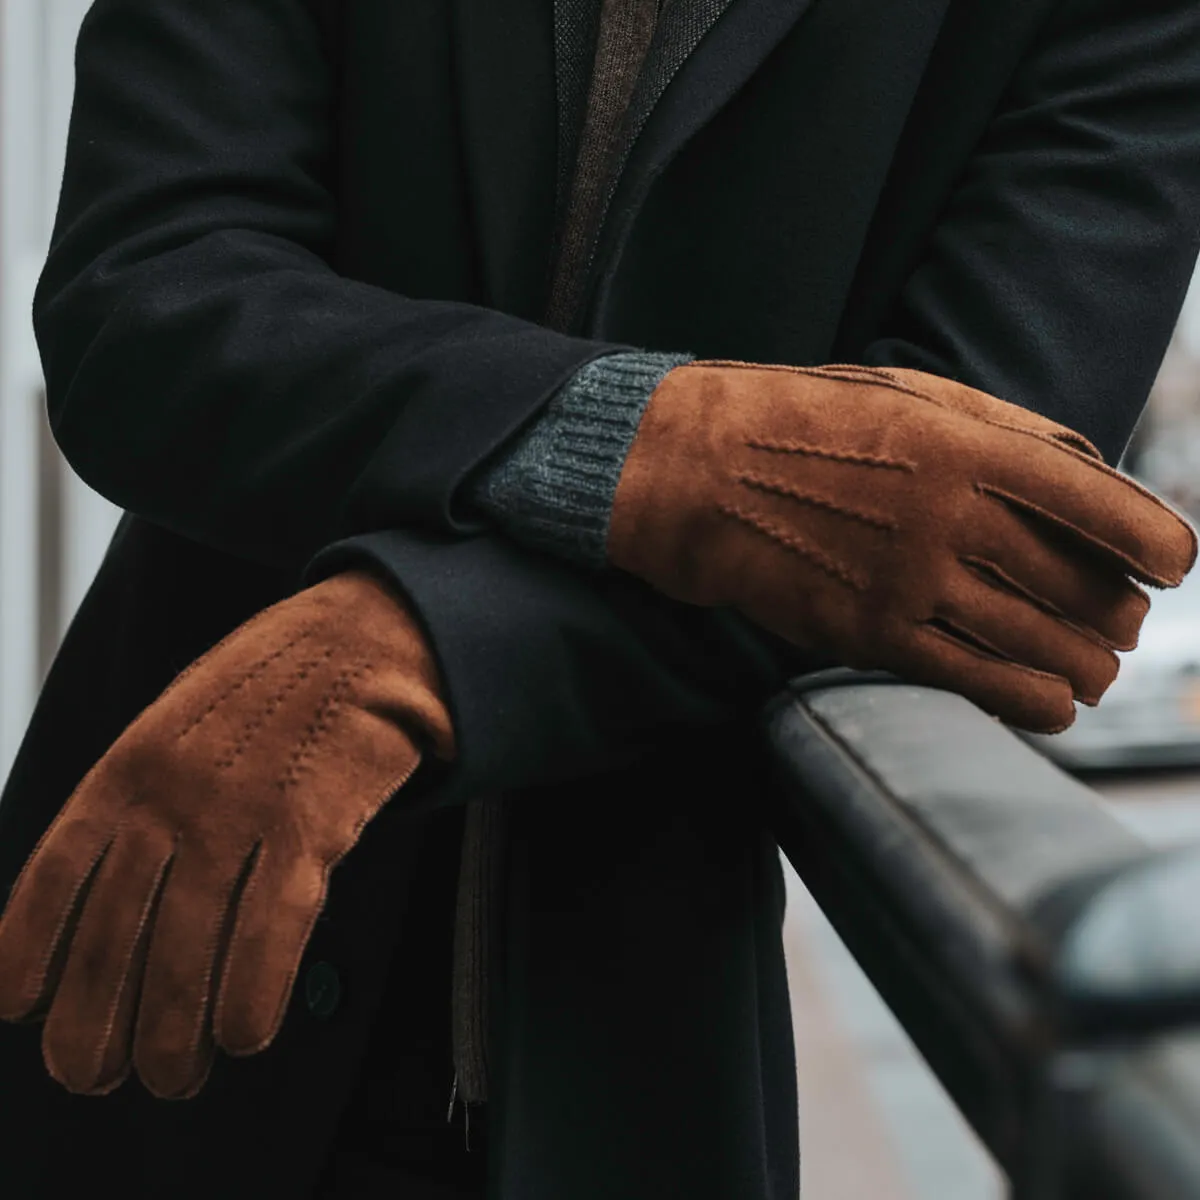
[[545, 0, 664, 331]]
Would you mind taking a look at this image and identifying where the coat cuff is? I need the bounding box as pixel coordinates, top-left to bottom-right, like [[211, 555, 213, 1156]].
[[466, 350, 694, 568]]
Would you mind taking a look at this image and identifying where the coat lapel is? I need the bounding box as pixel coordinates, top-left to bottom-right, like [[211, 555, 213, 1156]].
[[565, 0, 824, 334], [453, 0, 953, 332], [452, 0, 818, 322], [551, 0, 741, 226], [586, 0, 955, 338], [616, 0, 744, 187]]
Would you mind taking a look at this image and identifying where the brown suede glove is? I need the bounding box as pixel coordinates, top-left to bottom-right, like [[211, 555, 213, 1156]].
[[607, 360, 1198, 732], [0, 571, 453, 1100]]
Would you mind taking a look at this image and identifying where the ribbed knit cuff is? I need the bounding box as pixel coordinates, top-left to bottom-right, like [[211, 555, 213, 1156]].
[[468, 349, 694, 569]]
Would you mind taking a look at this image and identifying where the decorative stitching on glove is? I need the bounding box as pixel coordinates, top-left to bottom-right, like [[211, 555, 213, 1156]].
[[976, 482, 1180, 587], [214, 650, 336, 770], [924, 613, 1020, 665], [715, 358, 1123, 475], [87, 848, 175, 1094], [918, 623, 1072, 733], [827, 368, 1191, 544], [737, 471, 898, 531], [279, 663, 373, 793], [178, 629, 316, 740], [958, 554, 1136, 654], [959, 553, 1070, 617], [184, 842, 263, 1071], [745, 437, 915, 473], [18, 832, 121, 1020], [715, 503, 866, 590], [923, 613, 1107, 704]]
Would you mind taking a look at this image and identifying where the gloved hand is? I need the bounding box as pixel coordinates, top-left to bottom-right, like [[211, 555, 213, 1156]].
[[0, 571, 454, 1100], [607, 360, 1197, 732]]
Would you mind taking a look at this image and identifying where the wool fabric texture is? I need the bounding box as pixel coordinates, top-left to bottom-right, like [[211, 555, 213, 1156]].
[[545, 0, 662, 332], [470, 350, 691, 567]]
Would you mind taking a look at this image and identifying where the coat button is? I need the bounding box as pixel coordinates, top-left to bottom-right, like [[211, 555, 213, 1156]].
[[305, 961, 342, 1019]]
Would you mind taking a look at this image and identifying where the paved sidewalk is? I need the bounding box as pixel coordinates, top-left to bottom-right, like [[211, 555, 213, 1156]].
[[782, 768, 1200, 1198], [782, 863, 1004, 1200]]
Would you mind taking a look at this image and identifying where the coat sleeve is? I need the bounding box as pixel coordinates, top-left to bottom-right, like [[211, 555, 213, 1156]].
[[35, 0, 818, 805], [39, 0, 1200, 808], [321, 0, 1200, 805], [34, 0, 628, 570], [857, 0, 1200, 465]]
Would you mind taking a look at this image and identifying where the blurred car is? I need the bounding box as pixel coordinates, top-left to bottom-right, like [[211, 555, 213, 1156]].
[[1026, 567, 1200, 771]]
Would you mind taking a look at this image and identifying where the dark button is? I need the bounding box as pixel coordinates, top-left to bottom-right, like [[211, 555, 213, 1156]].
[[305, 961, 342, 1019]]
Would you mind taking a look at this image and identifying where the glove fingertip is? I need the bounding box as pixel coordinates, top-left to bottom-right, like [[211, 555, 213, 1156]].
[[42, 1031, 123, 1098], [141, 1053, 214, 1102]]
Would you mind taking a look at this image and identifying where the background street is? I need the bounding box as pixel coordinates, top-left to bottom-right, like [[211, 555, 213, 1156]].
[[785, 768, 1200, 1200]]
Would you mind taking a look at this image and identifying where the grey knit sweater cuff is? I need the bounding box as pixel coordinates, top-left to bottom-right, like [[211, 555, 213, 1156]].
[[468, 350, 694, 569]]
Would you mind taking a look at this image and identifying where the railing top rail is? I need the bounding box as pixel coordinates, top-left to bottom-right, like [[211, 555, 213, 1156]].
[[765, 670, 1200, 1197]]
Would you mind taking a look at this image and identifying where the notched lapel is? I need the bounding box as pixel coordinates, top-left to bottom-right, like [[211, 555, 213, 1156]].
[[563, 0, 824, 332], [454, 0, 816, 323], [552, 0, 745, 220], [588, 0, 955, 338], [622, 0, 744, 172]]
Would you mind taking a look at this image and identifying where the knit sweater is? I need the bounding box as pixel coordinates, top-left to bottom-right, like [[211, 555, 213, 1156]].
[[467, 0, 694, 569]]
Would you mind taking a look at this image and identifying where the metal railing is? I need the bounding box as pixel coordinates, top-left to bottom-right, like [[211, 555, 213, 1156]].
[[765, 669, 1200, 1199]]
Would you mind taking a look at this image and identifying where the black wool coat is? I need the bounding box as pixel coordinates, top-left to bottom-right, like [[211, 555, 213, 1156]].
[[2, 1, 1200, 1197]]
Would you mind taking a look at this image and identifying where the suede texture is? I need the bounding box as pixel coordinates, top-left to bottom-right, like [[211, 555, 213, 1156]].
[[0, 571, 453, 1102], [607, 361, 1198, 733]]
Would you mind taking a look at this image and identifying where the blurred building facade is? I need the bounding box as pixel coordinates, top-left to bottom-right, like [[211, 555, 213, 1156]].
[[1, 0, 119, 779], [0, 0, 1199, 780], [1128, 271, 1200, 519]]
